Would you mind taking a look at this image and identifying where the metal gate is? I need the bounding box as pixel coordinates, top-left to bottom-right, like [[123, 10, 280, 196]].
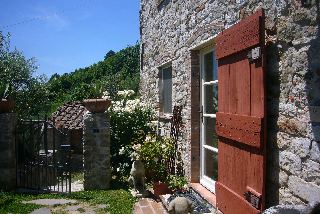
[[16, 116, 72, 193]]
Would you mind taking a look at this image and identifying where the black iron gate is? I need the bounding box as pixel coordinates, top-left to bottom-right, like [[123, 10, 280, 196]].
[[16, 116, 72, 193]]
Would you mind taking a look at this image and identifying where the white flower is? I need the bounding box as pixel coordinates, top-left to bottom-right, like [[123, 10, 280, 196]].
[[119, 147, 125, 155], [145, 135, 152, 142], [102, 91, 111, 100], [117, 90, 135, 97], [153, 157, 159, 162], [117, 90, 125, 96], [132, 144, 141, 151]]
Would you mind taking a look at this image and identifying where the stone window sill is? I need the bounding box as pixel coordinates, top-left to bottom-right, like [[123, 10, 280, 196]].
[[190, 183, 217, 208]]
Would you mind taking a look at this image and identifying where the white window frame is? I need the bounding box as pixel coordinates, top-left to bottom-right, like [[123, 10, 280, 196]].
[[200, 47, 218, 193]]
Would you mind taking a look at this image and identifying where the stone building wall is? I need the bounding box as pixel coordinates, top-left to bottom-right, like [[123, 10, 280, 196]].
[[140, 0, 320, 207]]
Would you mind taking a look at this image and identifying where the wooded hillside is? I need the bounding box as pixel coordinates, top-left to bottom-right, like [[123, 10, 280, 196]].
[[47, 44, 140, 112]]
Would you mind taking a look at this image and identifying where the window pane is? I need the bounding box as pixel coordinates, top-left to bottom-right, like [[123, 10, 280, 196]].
[[204, 51, 218, 82], [204, 84, 218, 114], [204, 149, 218, 181], [204, 117, 218, 148], [163, 66, 172, 113]]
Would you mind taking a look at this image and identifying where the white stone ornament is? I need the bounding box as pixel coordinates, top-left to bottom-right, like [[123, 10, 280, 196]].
[[128, 160, 146, 198]]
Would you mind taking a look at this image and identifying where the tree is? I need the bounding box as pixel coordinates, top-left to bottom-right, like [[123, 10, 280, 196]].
[[104, 50, 115, 60], [0, 32, 49, 117]]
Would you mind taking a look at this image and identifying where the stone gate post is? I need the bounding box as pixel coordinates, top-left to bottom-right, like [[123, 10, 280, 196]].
[[0, 113, 16, 191], [83, 99, 111, 190]]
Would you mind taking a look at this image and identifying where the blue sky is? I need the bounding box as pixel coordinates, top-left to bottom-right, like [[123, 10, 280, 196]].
[[0, 0, 140, 77]]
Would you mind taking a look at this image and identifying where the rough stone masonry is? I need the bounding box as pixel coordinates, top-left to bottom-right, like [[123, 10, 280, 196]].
[[0, 113, 16, 191], [83, 112, 111, 190], [140, 0, 320, 207]]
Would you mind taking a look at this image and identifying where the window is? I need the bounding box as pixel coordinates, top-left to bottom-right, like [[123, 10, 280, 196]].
[[157, 0, 170, 10], [160, 65, 172, 114]]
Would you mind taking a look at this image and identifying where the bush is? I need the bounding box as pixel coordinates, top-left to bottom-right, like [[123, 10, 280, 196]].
[[109, 94, 154, 179]]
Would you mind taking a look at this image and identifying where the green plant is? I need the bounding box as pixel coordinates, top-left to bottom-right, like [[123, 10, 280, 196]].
[[110, 96, 154, 178], [139, 134, 175, 182], [0, 32, 38, 100], [167, 175, 188, 192], [89, 80, 105, 99]]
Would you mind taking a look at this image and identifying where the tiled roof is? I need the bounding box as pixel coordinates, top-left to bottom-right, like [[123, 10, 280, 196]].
[[51, 102, 86, 130]]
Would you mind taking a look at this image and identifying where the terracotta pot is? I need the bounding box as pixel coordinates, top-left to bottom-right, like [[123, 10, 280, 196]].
[[153, 181, 172, 197], [83, 99, 111, 113], [0, 99, 15, 113]]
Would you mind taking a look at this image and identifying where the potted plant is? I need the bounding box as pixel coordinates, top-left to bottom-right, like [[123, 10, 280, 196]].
[[167, 175, 188, 193], [138, 134, 175, 197], [83, 82, 111, 113]]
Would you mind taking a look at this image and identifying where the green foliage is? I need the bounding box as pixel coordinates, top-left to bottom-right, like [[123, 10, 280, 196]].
[[138, 134, 175, 182], [0, 32, 37, 99], [0, 32, 50, 118], [110, 104, 154, 178], [47, 44, 140, 112], [0, 192, 43, 214], [0, 31, 140, 117], [167, 175, 188, 192]]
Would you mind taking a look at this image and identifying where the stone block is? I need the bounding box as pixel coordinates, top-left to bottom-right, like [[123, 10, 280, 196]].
[[289, 137, 311, 158], [279, 170, 289, 186], [279, 151, 302, 175], [276, 132, 291, 150], [263, 204, 306, 214], [288, 175, 320, 203], [310, 141, 320, 163], [279, 188, 304, 205], [302, 160, 320, 185], [277, 117, 308, 137]]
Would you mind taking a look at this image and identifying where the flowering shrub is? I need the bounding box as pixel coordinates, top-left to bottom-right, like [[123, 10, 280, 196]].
[[109, 90, 155, 178]]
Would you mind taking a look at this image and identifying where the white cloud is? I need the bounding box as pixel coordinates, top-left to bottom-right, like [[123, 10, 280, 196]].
[[31, 6, 70, 31]]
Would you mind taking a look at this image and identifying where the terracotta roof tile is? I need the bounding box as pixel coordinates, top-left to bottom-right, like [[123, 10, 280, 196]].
[[51, 102, 87, 130]]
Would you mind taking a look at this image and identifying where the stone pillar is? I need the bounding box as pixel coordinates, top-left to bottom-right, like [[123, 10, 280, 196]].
[[83, 112, 111, 190], [0, 113, 16, 191]]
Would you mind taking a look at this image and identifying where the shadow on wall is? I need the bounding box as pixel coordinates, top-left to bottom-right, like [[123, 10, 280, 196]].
[[265, 41, 281, 207], [306, 0, 320, 164], [266, 1, 320, 207]]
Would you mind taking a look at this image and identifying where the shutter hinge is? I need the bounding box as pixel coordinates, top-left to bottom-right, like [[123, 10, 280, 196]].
[[243, 186, 262, 210]]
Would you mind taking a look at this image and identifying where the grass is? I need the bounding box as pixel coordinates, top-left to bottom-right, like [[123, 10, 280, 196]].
[[0, 192, 43, 214], [0, 180, 136, 214]]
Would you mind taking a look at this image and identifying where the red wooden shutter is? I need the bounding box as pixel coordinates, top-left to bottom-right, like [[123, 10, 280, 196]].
[[215, 9, 266, 214]]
